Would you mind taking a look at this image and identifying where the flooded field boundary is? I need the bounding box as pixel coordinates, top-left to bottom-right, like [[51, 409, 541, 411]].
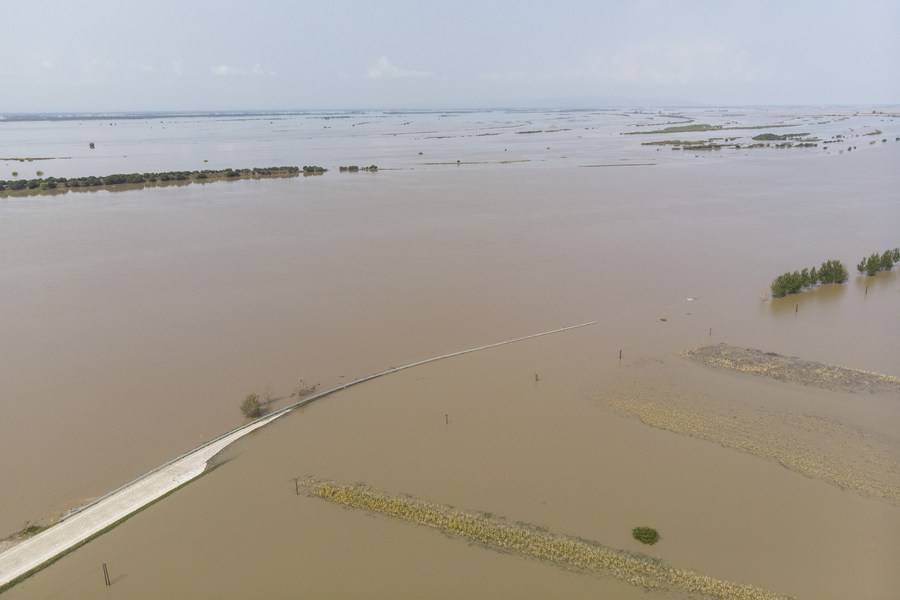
[[0, 320, 596, 592]]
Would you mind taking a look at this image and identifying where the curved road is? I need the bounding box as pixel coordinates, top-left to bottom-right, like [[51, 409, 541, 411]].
[[0, 321, 596, 591]]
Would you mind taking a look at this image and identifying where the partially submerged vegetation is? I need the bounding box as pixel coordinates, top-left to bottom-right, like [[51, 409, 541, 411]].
[[19, 524, 45, 537], [0, 156, 70, 162], [625, 123, 797, 135], [607, 394, 900, 505], [770, 259, 848, 298], [302, 478, 789, 600], [856, 248, 899, 276], [515, 128, 571, 134], [0, 522, 47, 554], [338, 164, 378, 172], [751, 132, 809, 141], [641, 133, 820, 151], [685, 344, 900, 394], [301, 165, 327, 175], [627, 123, 723, 135], [641, 137, 738, 146], [0, 166, 300, 197], [240, 393, 263, 419], [14, 523, 45, 539], [631, 527, 659, 545]]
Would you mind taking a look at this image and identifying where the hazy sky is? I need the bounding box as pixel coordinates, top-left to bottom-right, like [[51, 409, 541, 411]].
[[2, 0, 898, 111]]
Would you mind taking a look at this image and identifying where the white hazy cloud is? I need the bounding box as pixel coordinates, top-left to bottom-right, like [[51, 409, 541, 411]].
[[366, 56, 432, 80], [481, 39, 776, 87], [211, 63, 276, 77], [1, 1, 895, 111], [604, 40, 775, 85]]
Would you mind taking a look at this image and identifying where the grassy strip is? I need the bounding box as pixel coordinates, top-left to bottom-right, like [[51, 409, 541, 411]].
[[302, 479, 791, 600]]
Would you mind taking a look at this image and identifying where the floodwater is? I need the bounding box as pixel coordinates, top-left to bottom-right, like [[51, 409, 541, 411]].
[[1, 108, 899, 597]]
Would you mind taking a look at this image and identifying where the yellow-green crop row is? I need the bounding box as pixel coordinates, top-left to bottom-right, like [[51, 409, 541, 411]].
[[302, 479, 791, 600]]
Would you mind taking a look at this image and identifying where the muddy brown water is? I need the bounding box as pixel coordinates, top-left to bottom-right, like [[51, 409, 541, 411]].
[[1, 110, 899, 596], [5, 329, 899, 599]]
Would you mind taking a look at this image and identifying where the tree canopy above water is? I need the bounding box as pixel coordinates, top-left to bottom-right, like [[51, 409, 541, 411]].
[[771, 259, 848, 298]]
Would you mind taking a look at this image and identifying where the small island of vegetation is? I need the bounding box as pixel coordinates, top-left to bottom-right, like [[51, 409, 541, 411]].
[[771, 259, 848, 298], [0, 166, 301, 197], [626, 123, 797, 136], [751, 132, 809, 141], [632, 526, 660, 545], [338, 164, 378, 172], [857, 248, 899, 276]]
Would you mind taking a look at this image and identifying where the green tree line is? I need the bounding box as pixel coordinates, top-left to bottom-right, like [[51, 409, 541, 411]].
[[857, 248, 900, 276], [0, 166, 300, 193], [771, 259, 848, 298]]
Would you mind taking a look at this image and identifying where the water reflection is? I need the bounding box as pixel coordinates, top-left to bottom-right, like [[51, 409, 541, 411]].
[[766, 282, 848, 316], [853, 270, 898, 294]]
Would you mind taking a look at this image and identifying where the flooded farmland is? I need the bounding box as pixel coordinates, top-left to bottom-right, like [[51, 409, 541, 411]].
[[1, 108, 899, 598]]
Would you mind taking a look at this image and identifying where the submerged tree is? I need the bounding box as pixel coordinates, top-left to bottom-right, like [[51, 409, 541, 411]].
[[817, 259, 848, 284], [240, 393, 262, 418], [771, 259, 848, 298], [856, 248, 899, 276]]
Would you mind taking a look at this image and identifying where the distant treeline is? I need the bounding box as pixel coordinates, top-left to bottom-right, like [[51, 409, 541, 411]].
[[0, 166, 300, 194], [338, 165, 378, 172], [857, 249, 900, 276], [751, 132, 809, 141], [771, 259, 848, 298]]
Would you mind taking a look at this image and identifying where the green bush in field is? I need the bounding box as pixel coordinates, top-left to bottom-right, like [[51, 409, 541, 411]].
[[632, 526, 659, 545]]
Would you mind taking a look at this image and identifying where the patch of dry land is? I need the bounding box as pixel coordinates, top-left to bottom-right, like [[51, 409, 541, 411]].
[[686, 344, 900, 394]]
